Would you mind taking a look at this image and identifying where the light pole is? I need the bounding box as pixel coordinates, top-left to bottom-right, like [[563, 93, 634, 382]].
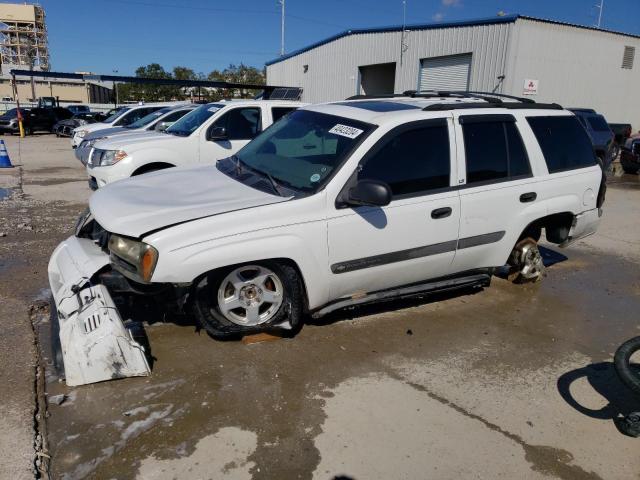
[[596, 0, 604, 28], [279, 0, 285, 56], [113, 69, 119, 107]]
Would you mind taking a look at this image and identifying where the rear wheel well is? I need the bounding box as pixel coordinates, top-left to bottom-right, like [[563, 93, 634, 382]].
[[132, 162, 175, 176], [519, 212, 574, 245]]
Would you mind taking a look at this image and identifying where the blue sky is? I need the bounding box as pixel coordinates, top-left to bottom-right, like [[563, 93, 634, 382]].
[[35, 0, 640, 75]]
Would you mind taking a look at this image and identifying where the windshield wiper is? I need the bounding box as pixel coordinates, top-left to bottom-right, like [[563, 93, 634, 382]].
[[262, 170, 284, 196], [234, 156, 283, 196]]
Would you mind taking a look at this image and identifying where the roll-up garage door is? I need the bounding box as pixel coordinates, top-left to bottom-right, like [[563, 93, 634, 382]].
[[418, 53, 472, 91]]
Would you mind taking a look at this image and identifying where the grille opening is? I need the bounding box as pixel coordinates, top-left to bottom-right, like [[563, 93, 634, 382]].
[[84, 313, 102, 333], [622, 46, 635, 69]]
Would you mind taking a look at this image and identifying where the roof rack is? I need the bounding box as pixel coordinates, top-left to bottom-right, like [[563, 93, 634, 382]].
[[422, 102, 563, 111], [344, 90, 563, 111]]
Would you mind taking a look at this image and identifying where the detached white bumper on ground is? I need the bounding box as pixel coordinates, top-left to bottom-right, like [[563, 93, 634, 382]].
[[48, 236, 150, 387]]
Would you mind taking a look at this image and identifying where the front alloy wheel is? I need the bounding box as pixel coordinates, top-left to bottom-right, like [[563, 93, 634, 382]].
[[217, 265, 284, 326], [194, 261, 304, 338]]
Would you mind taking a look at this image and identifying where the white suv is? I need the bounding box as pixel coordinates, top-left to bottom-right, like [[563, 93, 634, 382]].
[[48, 92, 605, 385], [71, 103, 183, 148], [85, 100, 305, 189]]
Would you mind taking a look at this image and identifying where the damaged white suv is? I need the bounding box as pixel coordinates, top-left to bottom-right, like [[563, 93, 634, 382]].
[[49, 92, 605, 386]]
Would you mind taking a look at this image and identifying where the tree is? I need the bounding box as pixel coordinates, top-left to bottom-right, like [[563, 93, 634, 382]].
[[114, 63, 266, 103], [207, 64, 265, 99]]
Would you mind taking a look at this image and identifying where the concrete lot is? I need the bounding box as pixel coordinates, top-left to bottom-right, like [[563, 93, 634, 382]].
[[1, 134, 639, 480]]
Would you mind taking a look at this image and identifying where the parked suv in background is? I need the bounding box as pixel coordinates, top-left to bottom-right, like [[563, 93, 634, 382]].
[[570, 108, 615, 168], [48, 92, 605, 383], [85, 100, 304, 189], [0, 107, 29, 134], [75, 105, 196, 165], [71, 103, 182, 148], [620, 132, 640, 174]]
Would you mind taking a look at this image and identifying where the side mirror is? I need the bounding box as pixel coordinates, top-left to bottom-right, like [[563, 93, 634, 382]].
[[346, 179, 392, 207], [155, 121, 172, 132], [207, 126, 227, 141]]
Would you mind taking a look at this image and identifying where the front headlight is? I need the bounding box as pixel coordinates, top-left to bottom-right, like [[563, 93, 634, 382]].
[[90, 149, 128, 167], [108, 235, 158, 282], [80, 137, 104, 150], [76, 129, 88, 138]]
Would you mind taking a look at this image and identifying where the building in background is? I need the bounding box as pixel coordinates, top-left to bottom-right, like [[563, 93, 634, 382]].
[[0, 3, 112, 104], [0, 74, 113, 104], [266, 15, 640, 127], [0, 2, 49, 73]]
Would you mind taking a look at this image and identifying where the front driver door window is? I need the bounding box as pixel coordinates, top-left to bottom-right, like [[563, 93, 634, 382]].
[[327, 118, 461, 298], [201, 107, 262, 162]]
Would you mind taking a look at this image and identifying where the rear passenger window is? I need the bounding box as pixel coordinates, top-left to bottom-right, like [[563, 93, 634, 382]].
[[462, 118, 531, 184], [272, 107, 296, 123], [359, 123, 450, 197], [527, 116, 597, 173]]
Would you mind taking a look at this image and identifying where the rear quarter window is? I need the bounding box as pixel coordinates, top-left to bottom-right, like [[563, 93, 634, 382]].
[[526, 116, 597, 173]]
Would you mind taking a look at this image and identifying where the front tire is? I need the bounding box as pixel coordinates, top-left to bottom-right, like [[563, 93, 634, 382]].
[[193, 261, 304, 338]]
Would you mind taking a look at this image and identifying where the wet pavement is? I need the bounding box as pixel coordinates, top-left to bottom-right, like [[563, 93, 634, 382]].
[[1, 135, 639, 479]]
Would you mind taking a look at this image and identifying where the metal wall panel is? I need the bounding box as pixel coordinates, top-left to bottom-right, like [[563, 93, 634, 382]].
[[419, 53, 472, 91], [505, 18, 640, 126], [267, 22, 512, 104]]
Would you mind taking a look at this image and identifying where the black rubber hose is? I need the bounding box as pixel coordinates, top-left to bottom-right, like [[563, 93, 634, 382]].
[[614, 336, 640, 396]]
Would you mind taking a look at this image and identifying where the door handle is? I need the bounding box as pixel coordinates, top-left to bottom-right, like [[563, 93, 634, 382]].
[[520, 192, 537, 203], [431, 207, 452, 219]]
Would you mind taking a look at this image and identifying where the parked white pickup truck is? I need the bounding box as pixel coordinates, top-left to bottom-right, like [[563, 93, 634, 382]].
[[85, 100, 305, 189], [49, 92, 605, 386]]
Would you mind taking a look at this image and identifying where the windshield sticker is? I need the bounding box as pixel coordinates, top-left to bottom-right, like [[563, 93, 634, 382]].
[[208, 106, 221, 113], [329, 124, 364, 139], [310, 173, 321, 183]]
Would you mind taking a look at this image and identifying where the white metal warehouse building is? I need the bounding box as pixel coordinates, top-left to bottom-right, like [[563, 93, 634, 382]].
[[266, 15, 640, 127]]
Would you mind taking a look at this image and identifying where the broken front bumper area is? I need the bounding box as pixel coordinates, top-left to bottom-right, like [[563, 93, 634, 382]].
[[48, 236, 151, 387]]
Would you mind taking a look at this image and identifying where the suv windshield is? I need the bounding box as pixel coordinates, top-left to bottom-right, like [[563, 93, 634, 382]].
[[166, 103, 223, 136], [229, 110, 373, 194], [104, 107, 130, 123], [125, 107, 171, 129]]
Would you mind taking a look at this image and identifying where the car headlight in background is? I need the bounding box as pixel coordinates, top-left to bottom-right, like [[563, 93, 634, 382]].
[[88, 149, 128, 167], [108, 235, 158, 282]]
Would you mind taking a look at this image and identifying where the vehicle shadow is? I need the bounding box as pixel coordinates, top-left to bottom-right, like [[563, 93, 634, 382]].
[[556, 361, 640, 435]]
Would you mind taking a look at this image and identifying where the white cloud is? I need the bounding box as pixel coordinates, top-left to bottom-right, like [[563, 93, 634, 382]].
[[442, 0, 461, 6], [432, 12, 445, 21]]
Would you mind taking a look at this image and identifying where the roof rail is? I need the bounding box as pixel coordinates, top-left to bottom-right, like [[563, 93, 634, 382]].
[[442, 90, 536, 104], [423, 102, 564, 111], [343, 90, 564, 111]]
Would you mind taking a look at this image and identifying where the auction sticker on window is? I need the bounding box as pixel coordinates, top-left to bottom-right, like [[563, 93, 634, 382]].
[[329, 124, 364, 139]]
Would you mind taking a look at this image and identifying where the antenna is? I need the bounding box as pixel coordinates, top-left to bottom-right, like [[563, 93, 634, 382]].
[[279, 0, 286, 56], [595, 0, 604, 28]]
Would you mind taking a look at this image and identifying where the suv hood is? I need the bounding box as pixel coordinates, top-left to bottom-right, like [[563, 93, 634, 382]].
[[90, 164, 289, 237], [84, 126, 131, 140], [94, 131, 171, 151]]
